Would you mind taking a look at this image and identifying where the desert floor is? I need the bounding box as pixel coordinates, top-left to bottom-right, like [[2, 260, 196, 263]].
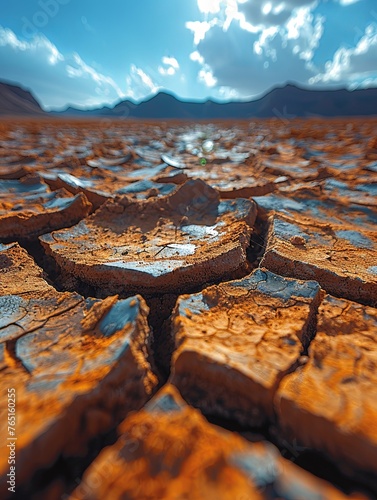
[[0, 117, 376, 499]]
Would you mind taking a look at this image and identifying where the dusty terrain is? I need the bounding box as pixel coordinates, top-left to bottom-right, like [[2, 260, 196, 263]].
[[0, 117, 376, 499]]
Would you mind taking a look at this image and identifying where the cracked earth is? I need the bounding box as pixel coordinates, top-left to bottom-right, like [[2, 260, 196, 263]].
[[0, 118, 376, 499]]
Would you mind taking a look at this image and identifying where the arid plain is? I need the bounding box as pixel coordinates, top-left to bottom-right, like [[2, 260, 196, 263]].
[[0, 117, 376, 499]]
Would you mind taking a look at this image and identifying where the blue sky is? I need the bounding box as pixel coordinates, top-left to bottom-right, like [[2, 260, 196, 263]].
[[0, 0, 376, 110]]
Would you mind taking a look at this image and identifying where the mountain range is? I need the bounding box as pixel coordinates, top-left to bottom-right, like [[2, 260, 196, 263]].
[[0, 81, 45, 116], [1, 79, 377, 119]]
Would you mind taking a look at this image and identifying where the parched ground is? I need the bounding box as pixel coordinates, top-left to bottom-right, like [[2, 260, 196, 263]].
[[0, 117, 376, 500]]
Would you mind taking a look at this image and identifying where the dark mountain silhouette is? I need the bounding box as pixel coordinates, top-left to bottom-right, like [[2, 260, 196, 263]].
[[1, 79, 377, 118], [56, 83, 377, 119], [0, 81, 45, 116]]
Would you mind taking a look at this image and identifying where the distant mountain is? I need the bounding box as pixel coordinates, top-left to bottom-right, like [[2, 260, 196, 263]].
[[55, 83, 377, 119], [0, 81, 45, 116], [2, 79, 377, 118]]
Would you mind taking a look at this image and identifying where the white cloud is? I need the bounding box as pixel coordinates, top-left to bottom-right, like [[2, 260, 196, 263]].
[[338, 0, 361, 4], [186, 2, 324, 97], [217, 86, 240, 99], [197, 0, 222, 14], [0, 27, 63, 65], [237, 0, 317, 30], [0, 26, 125, 109], [136, 66, 155, 87], [125, 65, 160, 100], [198, 68, 217, 86], [190, 50, 205, 64], [310, 24, 377, 87], [67, 53, 124, 97], [162, 56, 179, 69], [186, 20, 215, 44], [158, 56, 180, 76], [158, 66, 175, 76], [284, 6, 324, 61]]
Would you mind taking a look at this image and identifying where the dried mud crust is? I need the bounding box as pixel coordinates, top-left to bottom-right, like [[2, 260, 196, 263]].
[[40, 179, 257, 295], [42, 166, 179, 211], [0, 243, 158, 496], [260, 213, 377, 306], [69, 385, 349, 500], [0, 175, 92, 240], [0, 118, 377, 498], [276, 295, 377, 479], [0, 242, 54, 296], [170, 268, 323, 426]]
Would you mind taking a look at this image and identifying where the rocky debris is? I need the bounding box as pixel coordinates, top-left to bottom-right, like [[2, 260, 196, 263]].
[[40, 179, 257, 295], [261, 213, 377, 306], [69, 385, 349, 500], [170, 268, 322, 425], [276, 295, 377, 482], [0, 243, 157, 496], [0, 175, 91, 241]]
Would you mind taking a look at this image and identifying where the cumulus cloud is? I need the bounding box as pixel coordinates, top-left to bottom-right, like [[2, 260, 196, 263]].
[[218, 86, 240, 99], [237, 0, 317, 29], [198, 67, 217, 87], [197, 22, 318, 96], [158, 56, 180, 76], [0, 26, 125, 109], [190, 50, 204, 64], [186, 1, 324, 98], [186, 21, 216, 44], [162, 56, 179, 69], [197, 0, 223, 14], [310, 24, 377, 88]]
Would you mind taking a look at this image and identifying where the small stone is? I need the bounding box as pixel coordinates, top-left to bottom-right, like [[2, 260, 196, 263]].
[[290, 235, 306, 246]]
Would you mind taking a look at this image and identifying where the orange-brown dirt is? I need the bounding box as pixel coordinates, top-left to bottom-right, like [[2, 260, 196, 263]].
[[276, 295, 377, 476], [0, 244, 157, 497], [0, 117, 376, 499], [39, 180, 257, 295], [69, 385, 351, 500], [171, 269, 323, 426]]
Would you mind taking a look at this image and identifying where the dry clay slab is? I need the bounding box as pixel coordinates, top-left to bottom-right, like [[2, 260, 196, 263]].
[[40, 179, 257, 295], [276, 294, 377, 479], [170, 268, 322, 426], [0, 242, 54, 296], [261, 213, 377, 306], [0, 175, 91, 241], [69, 385, 348, 500], [0, 243, 157, 496], [42, 169, 178, 210]]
